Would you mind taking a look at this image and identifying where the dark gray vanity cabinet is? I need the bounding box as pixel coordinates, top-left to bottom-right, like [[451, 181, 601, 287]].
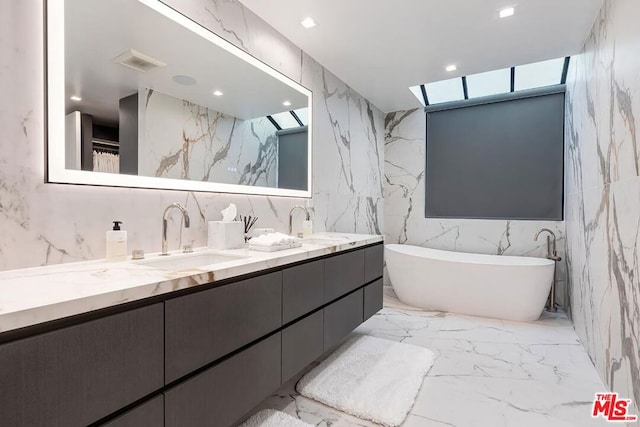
[[0, 303, 164, 427], [324, 249, 365, 302], [164, 271, 282, 383], [364, 245, 384, 284], [101, 395, 164, 427], [323, 289, 364, 351], [282, 259, 324, 323], [364, 278, 384, 320], [281, 310, 324, 383], [0, 242, 383, 427], [164, 333, 282, 427]]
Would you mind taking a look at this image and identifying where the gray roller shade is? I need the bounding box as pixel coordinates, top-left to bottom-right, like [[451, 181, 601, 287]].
[[277, 126, 308, 191], [425, 90, 564, 220]]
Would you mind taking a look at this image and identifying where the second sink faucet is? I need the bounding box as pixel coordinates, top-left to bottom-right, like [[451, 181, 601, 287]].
[[534, 228, 561, 262], [289, 205, 310, 238], [161, 203, 190, 256]]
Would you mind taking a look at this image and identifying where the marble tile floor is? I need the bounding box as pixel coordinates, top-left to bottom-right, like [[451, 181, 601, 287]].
[[246, 288, 617, 427]]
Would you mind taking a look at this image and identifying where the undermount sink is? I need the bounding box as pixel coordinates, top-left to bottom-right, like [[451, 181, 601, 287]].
[[137, 252, 246, 271]]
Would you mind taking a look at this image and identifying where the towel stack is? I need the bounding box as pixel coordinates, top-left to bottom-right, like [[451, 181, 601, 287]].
[[248, 232, 301, 251]]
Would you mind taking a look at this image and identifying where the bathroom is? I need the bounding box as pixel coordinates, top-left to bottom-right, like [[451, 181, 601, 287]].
[[0, 0, 638, 425]]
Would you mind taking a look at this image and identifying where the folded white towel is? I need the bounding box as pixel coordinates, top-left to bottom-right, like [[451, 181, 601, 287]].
[[249, 232, 299, 247]]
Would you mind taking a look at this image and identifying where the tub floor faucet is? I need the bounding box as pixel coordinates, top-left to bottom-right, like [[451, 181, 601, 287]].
[[534, 228, 561, 312], [534, 228, 561, 262], [161, 203, 191, 256]]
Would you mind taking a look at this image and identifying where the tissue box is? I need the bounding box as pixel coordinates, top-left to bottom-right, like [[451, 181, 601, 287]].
[[208, 221, 245, 250]]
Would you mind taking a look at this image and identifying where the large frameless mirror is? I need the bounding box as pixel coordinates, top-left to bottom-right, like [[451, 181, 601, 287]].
[[46, 0, 312, 197]]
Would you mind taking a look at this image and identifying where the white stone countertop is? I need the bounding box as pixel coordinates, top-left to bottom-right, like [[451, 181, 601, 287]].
[[0, 233, 382, 333]]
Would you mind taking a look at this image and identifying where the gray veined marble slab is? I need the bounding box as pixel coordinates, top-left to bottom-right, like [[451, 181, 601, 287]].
[[0, 233, 382, 333], [564, 0, 640, 417]]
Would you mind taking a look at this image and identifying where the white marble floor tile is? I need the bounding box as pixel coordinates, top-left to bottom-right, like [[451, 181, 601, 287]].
[[244, 290, 614, 426]]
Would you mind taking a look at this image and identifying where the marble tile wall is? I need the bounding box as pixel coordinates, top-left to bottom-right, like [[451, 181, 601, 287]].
[[140, 89, 279, 187], [565, 0, 640, 414], [0, 0, 384, 271], [384, 108, 568, 306]]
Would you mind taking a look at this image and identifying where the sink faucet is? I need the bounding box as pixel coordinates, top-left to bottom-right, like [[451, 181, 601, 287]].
[[161, 203, 191, 256], [288, 205, 310, 238], [534, 228, 561, 261]]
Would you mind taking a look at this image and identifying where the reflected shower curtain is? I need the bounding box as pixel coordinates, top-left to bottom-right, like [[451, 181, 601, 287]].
[[93, 150, 120, 174]]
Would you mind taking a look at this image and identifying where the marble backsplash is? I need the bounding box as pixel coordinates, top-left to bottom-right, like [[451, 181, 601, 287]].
[[565, 0, 640, 414], [384, 108, 567, 306], [0, 0, 384, 271]]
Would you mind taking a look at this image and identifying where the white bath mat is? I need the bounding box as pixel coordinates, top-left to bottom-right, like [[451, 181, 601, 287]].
[[296, 335, 435, 427], [239, 409, 312, 427]]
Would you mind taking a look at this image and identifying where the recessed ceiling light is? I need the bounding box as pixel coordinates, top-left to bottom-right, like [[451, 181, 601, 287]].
[[301, 17, 317, 29], [283, 101, 292, 107], [70, 95, 82, 101], [172, 75, 197, 86], [213, 90, 223, 97], [499, 7, 515, 18], [445, 64, 457, 72]]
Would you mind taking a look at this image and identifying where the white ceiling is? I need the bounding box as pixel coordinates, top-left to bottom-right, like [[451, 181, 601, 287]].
[[64, 0, 307, 124], [239, 0, 604, 112]]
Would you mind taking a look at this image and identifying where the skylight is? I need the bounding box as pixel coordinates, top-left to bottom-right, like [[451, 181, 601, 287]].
[[270, 111, 300, 129], [292, 108, 308, 126], [515, 57, 566, 91], [424, 78, 465, 104], [410, 56, 570, 107], [465, 68, 511, 98]]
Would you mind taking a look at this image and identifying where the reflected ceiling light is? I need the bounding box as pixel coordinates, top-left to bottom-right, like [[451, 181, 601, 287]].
[[70, 95, 82, 101], [172, 75, 197, 86], [499, 7, 515, 18], [301, 17, 317, 29], [283, 100, 292, 106], [445, 64, 457, 72], [213, 90, 223, 96]]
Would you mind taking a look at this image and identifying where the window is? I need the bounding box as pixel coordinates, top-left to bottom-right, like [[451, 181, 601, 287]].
[[423, 78, 465, 104], [465, 68, 511, 98], [410, 56, 570, 106], [270, 111, 300, 129], [515, 57, 566, 91], [424, 90, 565, 220]]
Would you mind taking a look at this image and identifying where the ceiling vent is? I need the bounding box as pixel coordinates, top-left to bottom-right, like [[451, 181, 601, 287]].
[[112, 49, 166, 72]]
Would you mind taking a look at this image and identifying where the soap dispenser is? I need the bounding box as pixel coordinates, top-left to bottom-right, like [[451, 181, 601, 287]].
[[106, 221, 127, 262]]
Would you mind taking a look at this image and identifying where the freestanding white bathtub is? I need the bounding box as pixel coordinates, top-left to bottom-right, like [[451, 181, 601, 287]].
[[385, 244, 555, 322]]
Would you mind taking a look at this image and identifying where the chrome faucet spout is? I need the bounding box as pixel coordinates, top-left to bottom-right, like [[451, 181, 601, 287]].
[[162, 203, 191, 255], [534, 228, 561, 261]]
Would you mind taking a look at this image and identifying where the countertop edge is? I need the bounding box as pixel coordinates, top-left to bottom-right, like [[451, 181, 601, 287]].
[[0, 234, 383, 334]]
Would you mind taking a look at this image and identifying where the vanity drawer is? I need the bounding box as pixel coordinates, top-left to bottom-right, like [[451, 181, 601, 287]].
[[165, 271, 282, 383], [164, 333, 281, 427], [364, 278, 384, 320], [101, 395, 164, 427], [282, 259, 325, 324], [364, 244, 384, 283], [323, 289, 364, 351], [282, 310, 324, 383], [0, 304, 164, 427], [324, 249, 365, 302]]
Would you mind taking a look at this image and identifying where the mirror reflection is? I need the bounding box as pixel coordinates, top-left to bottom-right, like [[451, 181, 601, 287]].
[[62, 0, 310, 191]]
